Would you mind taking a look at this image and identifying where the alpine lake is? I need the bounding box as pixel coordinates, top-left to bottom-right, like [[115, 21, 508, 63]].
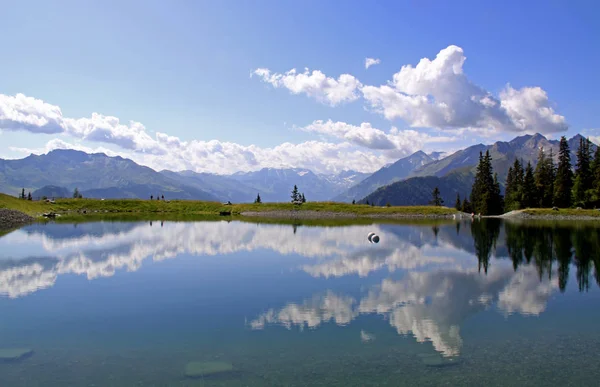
[[1, 217, 600, 386]]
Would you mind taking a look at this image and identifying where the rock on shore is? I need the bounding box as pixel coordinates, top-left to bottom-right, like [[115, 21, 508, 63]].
[[0, 209, 34, 230]]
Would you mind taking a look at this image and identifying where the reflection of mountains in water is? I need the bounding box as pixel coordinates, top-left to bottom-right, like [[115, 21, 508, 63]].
[[1, 220, 599, 300], [251, 264, 557, 358]]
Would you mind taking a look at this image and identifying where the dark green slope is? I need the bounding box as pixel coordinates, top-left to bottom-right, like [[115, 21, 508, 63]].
[[360, 169, 474, 207]]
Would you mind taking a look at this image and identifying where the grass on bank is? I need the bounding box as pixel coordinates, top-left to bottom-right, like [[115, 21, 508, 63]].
[[521, 208, 600, 217], [0, 193, 458, 218]]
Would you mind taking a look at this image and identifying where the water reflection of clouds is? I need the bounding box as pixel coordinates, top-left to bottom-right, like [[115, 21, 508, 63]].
[[250, 265, 558, 357], [0, 221, 443, 298]]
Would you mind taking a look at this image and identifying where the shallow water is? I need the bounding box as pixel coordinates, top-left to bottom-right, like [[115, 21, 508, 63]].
[[1, 219, 599, 386]]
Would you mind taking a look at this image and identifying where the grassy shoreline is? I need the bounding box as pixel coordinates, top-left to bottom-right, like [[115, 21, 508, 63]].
[[0, 193, 458, 220], [2, 193, 599, 224]]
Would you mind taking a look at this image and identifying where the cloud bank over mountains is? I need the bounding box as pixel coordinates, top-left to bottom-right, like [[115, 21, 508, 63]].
[[1, 45, 568, 174]]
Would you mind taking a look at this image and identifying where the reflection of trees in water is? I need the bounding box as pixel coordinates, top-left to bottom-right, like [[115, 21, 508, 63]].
[[502, 222, 600, 292], [471, 219, 501, 274]]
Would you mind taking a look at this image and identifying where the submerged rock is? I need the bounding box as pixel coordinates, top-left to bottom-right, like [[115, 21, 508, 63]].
[[418, 353, 461, 368], [0, 348, 34, 362], [184, 361, 234, 378]]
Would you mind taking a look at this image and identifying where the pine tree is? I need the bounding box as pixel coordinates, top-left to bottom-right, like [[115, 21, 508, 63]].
[[522, 162, 536, 208], [366, 200, 370, 205], [492, 173, 504, 214], [21, 188, 25, 200], [470, 150, 502, 215], [27, 192, 32, 201], [554, 136, 573, 208], [461, 198, 472, 213], [534, 147, 555, 207], [151, 195, 153, 200], [430, 187, 443, 206], [455, 193, 461, 211], [505, 165, 515, 209], [572, 137, 593, 208], [592, 145, 600, 207], [254, 193, 262, 203], [291, 185, 300, 203], [545, 148, 556, 207], [301, 193, 306, 203], [352, 199, 356, 205], [534, 148, 548, 207], [73, 188, 80, 199], [505, 159, 525, 211]]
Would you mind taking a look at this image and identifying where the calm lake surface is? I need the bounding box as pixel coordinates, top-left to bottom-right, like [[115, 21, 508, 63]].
[[1, 219, 600, 386]]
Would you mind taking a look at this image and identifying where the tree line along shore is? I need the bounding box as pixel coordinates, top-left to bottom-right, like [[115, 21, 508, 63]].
[[452, 136, 600, 216]]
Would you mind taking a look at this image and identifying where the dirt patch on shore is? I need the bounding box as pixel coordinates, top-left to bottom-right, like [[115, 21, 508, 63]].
[[0, 209, 34, 230], [497, 210, 600, 221], [240, 210, 458, 219]]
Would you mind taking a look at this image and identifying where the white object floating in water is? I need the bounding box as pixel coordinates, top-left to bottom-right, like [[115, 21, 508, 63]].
[[367, 232, 380, 243]]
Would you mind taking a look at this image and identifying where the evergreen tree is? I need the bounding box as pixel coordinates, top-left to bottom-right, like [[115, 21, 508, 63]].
[[470, 150, 503, 215], [505, 165, 515, 209], [455, 193, 461, 211], [366, 200, 370, 205], [27, 192, 32, 201], [291, 185, 300, 203], [534, 147, 555, 207], [554, 136, 573, 208], [21, 188, 25, 200], [254, 193, 262, 203], [505, 159, 524, 211], [301, 193, 306, 203], [352, 199, 356, 205], [151, 195, 153, 200], [534, 147, 547, 207], [592, 145, 600, 207], [430, 187, 443, 206], [572, 137, 594, 208], [492, 173, 504, 214], [545, 148, 556, 207], [461, 198, 472, 213], [73, 188, 80, 199], [522, 162, 536, 208]]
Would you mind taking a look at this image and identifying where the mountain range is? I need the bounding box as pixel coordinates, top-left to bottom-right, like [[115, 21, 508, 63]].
[[0, 149, 368, 202], [0, 134, 595, 204], [360, 134, 596, 206]]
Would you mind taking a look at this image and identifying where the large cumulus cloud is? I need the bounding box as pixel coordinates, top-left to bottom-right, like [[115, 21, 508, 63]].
[[256, 45, 568, 135]]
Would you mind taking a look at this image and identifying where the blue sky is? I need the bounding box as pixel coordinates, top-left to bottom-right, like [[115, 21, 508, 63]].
[[1, 0, 598, 174]]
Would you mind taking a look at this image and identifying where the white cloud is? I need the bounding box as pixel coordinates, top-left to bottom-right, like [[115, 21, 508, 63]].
[[0, 93, 64, 134], [365, 58, 381, 69], [499, 86, 568, 134], [252, 68, 362, 106], [301, 120, 456, 156], [257, 45, 568, 135]]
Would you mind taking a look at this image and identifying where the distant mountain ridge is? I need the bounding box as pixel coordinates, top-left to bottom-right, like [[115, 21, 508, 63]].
[[0, 149, 218, 201], [0, 133, 595, 203], [333, 151, 434, 202], [0, 150, 369, 202]]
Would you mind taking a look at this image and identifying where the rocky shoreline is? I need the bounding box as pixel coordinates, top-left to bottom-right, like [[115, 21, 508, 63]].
[[240, 210, 459, 219], [499, 210, 600, 221], [0, 209, 35, 230]]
